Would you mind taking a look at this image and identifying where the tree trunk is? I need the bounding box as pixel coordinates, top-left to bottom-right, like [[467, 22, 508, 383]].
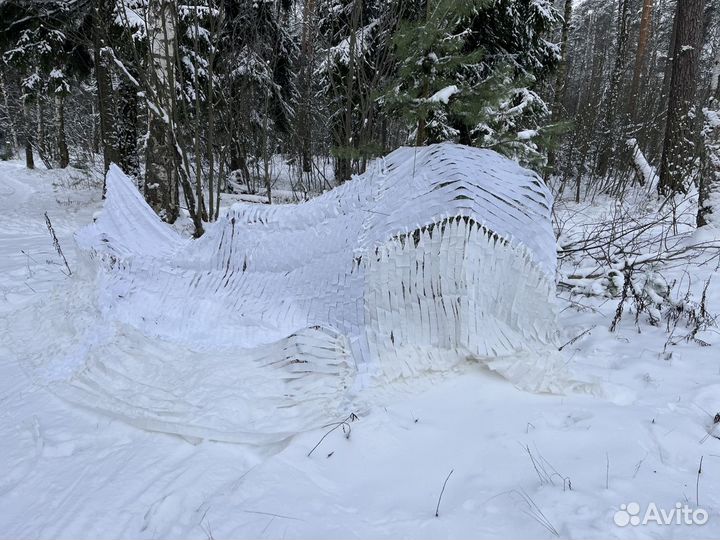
[[628, 0, 654, 117], [56, 93, 69, 168], [711, 43, 720, 101], [94, 1, 118, 186], [22, 99, 34, 169], [24, 139, 34, 169], [95, 62, 114, 170], [191, 1, 206, 224], [698, 108, 720, 227], [207, 46, 216, 220], [595, 0, 631, 178], [0, 70, 19, 156], [545, 0, 573, 178], [145, 0, 179, 222], [415, 85, 427, 147], [650, 0, 680, 159], [298, 0, 316, 174], [36, 99, 47, 165], [336, 0, 361, 183], [91, 101, 99, 154], [415, 0, 434, 147], [658, 0, 705, 195], [116, 79, 139, 177], [553, 0, 573, 116], [215, 148, 223, 221]]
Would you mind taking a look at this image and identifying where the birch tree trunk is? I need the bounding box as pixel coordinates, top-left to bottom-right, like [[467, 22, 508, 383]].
[[0, 71, 19, 157], [698, 46, 720, 227], [698, 107, 720, 227], [711, 42, 720, 101], [145, 0, 179, 222]]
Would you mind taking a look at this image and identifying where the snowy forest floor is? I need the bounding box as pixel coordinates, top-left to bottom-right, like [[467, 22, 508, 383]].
[[1, 159, 720, 539]]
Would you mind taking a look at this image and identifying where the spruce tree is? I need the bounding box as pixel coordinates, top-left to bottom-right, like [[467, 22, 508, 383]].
[[317, 0, 398, 181], [383, 0, 559, 164], [0, 0, 92, 169]]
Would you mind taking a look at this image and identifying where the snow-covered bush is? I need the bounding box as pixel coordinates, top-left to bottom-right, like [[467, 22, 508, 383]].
[[556, 188, 719, 335]]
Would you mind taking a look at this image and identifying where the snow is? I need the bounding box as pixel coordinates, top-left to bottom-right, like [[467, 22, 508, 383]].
[[1, 155, 720, 538], [626, 138, 658, 189], [321, 21, 378, 69], [21, 71, 41, 90], [517, 129, 539, 140], [705, 108, 720, 129], [427, 85, 459, 104]]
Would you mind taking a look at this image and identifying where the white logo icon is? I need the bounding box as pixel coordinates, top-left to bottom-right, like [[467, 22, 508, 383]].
[[614, 502, 708, 527], [614, 502, 641, 526]]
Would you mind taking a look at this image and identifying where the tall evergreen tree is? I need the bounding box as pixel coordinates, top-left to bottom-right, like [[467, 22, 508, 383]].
[[318, 0, 398, 182], [383, 0, 559, 165], [0, 0, 92, 169], [219, 0, 299, 194]]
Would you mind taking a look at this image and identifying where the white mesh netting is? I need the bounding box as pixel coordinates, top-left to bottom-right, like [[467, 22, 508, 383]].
[[10, 143, 592, 443]]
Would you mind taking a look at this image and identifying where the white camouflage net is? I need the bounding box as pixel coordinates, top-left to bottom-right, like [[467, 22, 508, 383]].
[[12, 143, 587, 443]]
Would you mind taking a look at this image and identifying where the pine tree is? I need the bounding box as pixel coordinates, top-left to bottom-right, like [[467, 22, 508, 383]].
[[0, 0, 93, 169], [658, 0, 706, 195], [628, 0, 654, 117]]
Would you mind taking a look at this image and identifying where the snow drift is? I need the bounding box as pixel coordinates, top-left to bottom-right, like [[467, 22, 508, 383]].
[[18, 143, 579, 443]]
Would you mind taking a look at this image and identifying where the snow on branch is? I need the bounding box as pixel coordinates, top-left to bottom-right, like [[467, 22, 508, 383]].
[[626, 138, 657, 189]]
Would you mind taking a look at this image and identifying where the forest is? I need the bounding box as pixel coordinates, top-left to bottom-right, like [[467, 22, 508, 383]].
[[0, 0, 717, 235]]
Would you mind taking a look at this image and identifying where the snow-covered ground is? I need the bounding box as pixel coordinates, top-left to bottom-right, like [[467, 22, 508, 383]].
[[1, 159, 719, 538]]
